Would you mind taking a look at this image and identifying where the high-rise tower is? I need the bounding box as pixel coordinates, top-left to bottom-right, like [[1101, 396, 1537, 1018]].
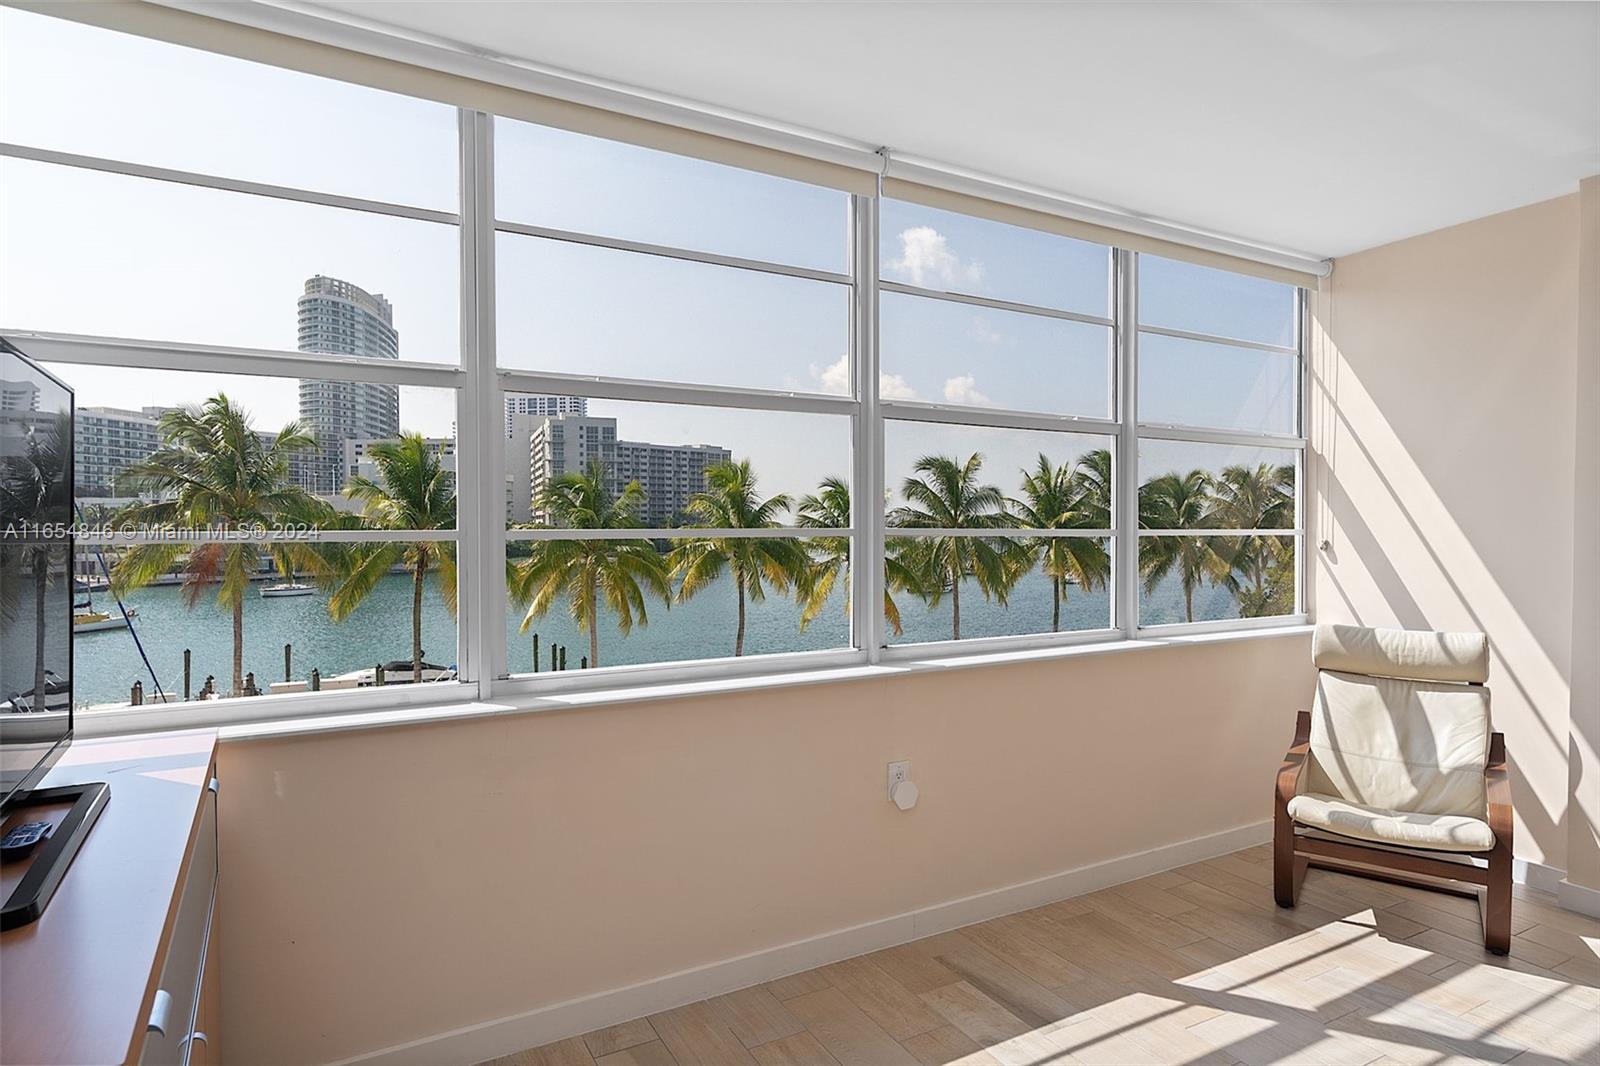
[[504, 394, 587, 436], [295, 275, 400, 494]]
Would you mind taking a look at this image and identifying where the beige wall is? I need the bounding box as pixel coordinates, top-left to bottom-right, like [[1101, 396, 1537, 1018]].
[[1570, 175, 1600, 892], [1309, 193, 1582, 871], [215, 632, 1311, 1063]]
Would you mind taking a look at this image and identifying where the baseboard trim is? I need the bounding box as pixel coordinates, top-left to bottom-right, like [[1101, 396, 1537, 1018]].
[[1513, 858, 1565, 896], [331, 819, 1272, 1066], [1557, 877, 1600, 919]]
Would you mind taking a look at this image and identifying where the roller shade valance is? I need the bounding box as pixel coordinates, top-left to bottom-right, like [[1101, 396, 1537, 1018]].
[[18, 0, 880, 196], [17, 0, 1330, 285], [882, 176, 1326, 288]]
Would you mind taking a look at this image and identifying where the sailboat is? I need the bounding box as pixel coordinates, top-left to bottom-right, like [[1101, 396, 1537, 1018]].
[[74, 587, 136, 633], [261, 571, 317, 598]]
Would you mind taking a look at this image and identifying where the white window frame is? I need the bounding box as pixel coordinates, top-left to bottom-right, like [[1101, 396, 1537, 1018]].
[[0, 108, 477, 726], [1123, 251, 1308, 637], [486, 113, 862, 697], [2, 30, 1309, 728], [873, 212, 1120, 660]]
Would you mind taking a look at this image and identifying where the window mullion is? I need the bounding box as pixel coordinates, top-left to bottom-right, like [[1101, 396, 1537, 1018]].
[[1116, 249, 1140, 638], [457, 108, 505, 695], [853, 192, 886, 663], [1296, 286, 1310, 617]]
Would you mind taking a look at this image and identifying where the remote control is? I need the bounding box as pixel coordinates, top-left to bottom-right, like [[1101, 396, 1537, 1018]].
[[1, 820, 53, 862]]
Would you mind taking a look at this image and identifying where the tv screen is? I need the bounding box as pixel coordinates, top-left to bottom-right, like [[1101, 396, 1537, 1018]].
[[0, 338, 74, 810]]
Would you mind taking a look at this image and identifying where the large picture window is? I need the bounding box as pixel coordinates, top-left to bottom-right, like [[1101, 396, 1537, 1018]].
[[0, 7, 1307, 724], [1133, 257, 1303, 629], [494, 115, 858, 683], [1, 7, 467, 722]]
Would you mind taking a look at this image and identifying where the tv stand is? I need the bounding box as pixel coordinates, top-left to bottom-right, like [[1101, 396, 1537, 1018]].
[[1, 731, 219, 1066], [1, 781, 109, 930]]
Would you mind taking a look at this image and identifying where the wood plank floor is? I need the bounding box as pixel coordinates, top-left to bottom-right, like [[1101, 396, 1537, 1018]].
[[483, 847, 1600, 1066]]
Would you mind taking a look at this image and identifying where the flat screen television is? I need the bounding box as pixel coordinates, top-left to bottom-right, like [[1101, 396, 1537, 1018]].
[[0, 338, 75, 813]]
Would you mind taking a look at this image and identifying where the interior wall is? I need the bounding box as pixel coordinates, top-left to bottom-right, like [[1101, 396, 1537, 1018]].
[[1308, 193, 1582, 872], [1569, 175, 1600, 894], [215, 632, 1311, 1064]]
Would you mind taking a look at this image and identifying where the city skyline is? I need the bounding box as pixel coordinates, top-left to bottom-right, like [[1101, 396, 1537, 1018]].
[[63, 269, 744, 521]]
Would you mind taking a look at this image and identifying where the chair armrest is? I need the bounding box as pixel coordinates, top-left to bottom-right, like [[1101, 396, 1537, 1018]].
[[1275, 710, 1312, 807], [1485, 732, 1512, 847]]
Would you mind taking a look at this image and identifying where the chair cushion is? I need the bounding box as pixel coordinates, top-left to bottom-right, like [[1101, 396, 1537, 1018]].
[[1287, 792, 1495, 852], [1306, 670, 1490, 818], [1313, 623, 1489, 684]]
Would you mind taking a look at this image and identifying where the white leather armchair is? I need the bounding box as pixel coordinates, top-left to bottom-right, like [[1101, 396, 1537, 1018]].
[[1274, 623, 1512, 954]]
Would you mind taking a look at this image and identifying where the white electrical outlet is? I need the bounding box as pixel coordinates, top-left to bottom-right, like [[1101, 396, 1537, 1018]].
[[887, 760, 910, 799]]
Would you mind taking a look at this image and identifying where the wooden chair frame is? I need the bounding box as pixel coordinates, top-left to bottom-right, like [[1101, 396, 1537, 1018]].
[[1273, 710, 1513, 954]]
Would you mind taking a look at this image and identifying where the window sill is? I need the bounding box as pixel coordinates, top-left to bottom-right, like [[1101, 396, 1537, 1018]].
[[201, 622, 1314, 744]]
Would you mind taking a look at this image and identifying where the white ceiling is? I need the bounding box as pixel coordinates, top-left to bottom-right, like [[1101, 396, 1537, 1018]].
[[303, 0, 1598, 259]]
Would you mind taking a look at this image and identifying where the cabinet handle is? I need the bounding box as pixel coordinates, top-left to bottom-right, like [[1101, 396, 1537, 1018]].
[[208, 777, 219, 795], [147, 988, 173, 1037]]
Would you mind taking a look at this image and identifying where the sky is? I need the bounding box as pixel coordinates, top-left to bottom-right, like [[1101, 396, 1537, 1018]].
[[0, 7, 1300, 519]]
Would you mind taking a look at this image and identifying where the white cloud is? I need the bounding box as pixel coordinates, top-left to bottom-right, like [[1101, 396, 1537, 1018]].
[[942, 374, 993, 407], [812, 354, 851, 395], [809, 354, 918, 400], [886, 226, 985, 289], [880, 372, 918, 400]]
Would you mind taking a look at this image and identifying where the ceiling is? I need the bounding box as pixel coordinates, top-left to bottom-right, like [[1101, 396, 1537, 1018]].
[[301, 1, 1598, 259]]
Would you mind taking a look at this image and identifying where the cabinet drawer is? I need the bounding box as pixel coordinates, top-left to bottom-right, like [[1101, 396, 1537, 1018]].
[[140, 784, 217, 1066]]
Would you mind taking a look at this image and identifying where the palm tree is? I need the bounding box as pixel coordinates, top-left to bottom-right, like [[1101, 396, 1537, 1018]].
[[0, 411, 70, 709], [889, 453, 1020, 640], [317, 434, 458, 683], [509, 461, 670, 668], [671, 460, 808, 657], [1236, 544, 1297, 618], [1138, 469, 1228, 623], [1010, 454, 1111, 632], [794, 476, 850, 633], [1072, 448, 1114, 528], [112, 396, 316, 696], [1207, 462, 1296, 613], [794, 476, 922, 637]]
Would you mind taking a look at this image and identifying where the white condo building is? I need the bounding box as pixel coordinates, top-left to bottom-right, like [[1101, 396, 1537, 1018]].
[[343, 436, 457, 486], [505, 394, 586, 436], [296, 276, 400, 495], [504, 397, 589, 522], [614, 440, 735, 527], [74, 406, 175, 498], [527, 414, 730, 527]]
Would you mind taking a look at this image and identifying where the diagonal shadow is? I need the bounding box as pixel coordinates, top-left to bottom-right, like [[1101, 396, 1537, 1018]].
[[976, 872, 1597, 1066]]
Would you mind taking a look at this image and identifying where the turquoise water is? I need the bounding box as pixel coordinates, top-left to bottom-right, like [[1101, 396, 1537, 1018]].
[[70, 565, 1245, 706]]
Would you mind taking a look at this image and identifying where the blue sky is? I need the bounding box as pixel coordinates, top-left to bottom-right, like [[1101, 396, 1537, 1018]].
[[0, 7, 1300, 516]]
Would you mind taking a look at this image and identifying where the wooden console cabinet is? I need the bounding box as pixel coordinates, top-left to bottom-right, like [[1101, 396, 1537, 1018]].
[[1, 730, 220, 1065]]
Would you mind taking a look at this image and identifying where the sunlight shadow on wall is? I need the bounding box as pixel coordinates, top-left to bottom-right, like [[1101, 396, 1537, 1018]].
[[1309, 293, 1571, 868]]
